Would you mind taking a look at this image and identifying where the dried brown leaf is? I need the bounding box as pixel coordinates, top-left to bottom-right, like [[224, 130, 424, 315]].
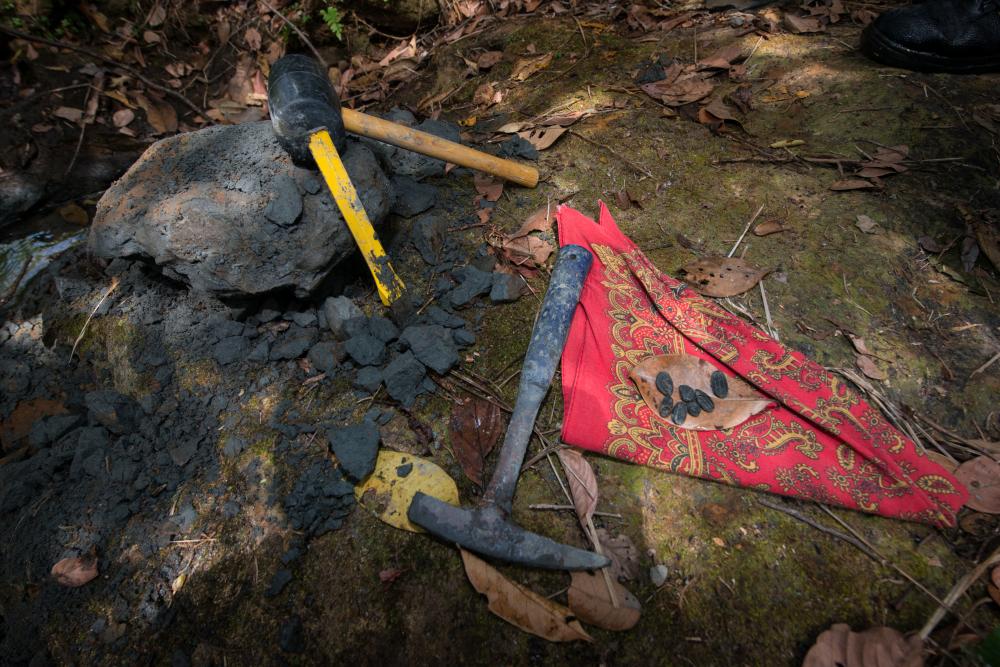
[[970, 216, 1000, 271], [679, 256, 769, 297], [51, 555, 98, 587], [112, 108, 135, 128], [473, 82, 498, 107], [630, 354, 772, 431], [784, 13, 826, 33], [461, 550, 593, 642], [855, 214, 878, 233], [918, 236, 945, 253], [698, 43, 745, 70], [856, 354, 887, 381], [477, 50, 503, 69], [753, 220, 786, 236], [146, 2, 166, 27], [244, 27, 262, 51], [595, 529, 641, 583], [642, 75, 714, 107], [540, 111, 588, 127], [567, 571, 641, 631], [58, 203, 88, 226], [556, 449, 598, 525], [510, 207, 554, 238], [135, 93, 177, 135], [517, 126, 566, 150], [52, 106, 84, 123], [511, 53, 553, 81], [955, 456, 1000, 514], [449, 398, 504, 486], [474, 173, 503, 202], [830, 178, 876, 191], [803, 623, 923, 667]]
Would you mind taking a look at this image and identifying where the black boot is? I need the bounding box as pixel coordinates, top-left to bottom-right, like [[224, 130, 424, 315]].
[[861, 0, 1000, 73]]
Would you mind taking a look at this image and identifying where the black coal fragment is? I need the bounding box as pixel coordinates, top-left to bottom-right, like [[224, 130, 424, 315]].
[[327, 422, 380, 484], [266, 569, 293, 597], [655, 371, 673, 397], [678, 384, 695, 402], [671, 401, 687, 425], [695, 389, 715, 413], [399, 324, 459, 374], [711, 370, 729, 398]]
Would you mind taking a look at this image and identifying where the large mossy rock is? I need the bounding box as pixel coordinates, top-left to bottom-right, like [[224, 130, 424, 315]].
[[90, 121, 394, 297]]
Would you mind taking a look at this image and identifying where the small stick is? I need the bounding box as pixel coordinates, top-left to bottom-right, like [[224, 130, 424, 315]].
[[529, 504, 622, 518], [757, 498, 880, 562], [568, 130, 655, 179], [919, 545, 1000, 640], [970, 350, 1000, 378], [69, 278, 119, 362], [759, 279, 777, 340], [728, 204, 765, 257]]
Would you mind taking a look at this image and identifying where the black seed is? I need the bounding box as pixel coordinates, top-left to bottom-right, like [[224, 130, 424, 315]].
[[655, 371, 673, 397], [678, 384, 695, 402], [710, 371, 729, 398], [671, 401, 687, 425], [695, 389, 714, 412], [687, 400, 701, 417], [658, 394, 673, 418]]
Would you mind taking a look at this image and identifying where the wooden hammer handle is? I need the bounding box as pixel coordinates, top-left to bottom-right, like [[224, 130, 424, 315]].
[[342, 108, 539, 188]]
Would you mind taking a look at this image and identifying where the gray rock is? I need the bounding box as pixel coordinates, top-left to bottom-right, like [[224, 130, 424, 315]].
[[368, 315, 399, 343], [426, 306, 466, 328], [85, 390, 138, 435], [323, 296, 363, 339], [169, 441, 198, 467], [89, 122, 394, 297], [213, 336, 248, 365], [28, 414, 83, 448], [382, 352, 426, 407], [0, 172, 44, 228], [307, 341, 343, 374], [364, 115, 459, 180], [327, 422, 380, 484], [289, 310, 317, 327], [69, 427, 110, 479], [344, 334, 386, 367], [490, 272, 523, 303], [496, 135, 539, 161], [270, 325, 318, 360], [353, 366, 383, 393], [266, 569, 293, 597], [448, 266, 494, 307], [222, 435, 248, 457], [453, 328, 476, 347], [391, 175, 437, 217], [650, 564, 669, 587], [400, 325, 459, 374], [410, 213, 446, 265], [342, 316, 371, 339], [248, 339, 271, 362]]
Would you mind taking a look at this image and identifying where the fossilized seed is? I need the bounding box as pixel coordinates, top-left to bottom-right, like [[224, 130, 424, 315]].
[[710, 371, 728, 398], [655, 371, 673, 397], [678, 384, 695, 402], [671, 401, 687, 425], [695, 389, 714, 413]]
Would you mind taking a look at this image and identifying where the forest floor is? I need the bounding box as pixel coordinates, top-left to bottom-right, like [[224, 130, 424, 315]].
[[2, 1, 1000, 665]]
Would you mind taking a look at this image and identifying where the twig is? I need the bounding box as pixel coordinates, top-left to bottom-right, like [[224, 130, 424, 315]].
[[759, 279, 777, 340], [728, 204, 764, 257], [0, 25, 205, 119], [919, 545, 1000, 640], [260, 0, 328, 68], [529, 504, 622, 518], [69, 278, 119, 362], [970, 350, 1000, 378], [757, 497, 880, 562], [568, 130, 655, 179]]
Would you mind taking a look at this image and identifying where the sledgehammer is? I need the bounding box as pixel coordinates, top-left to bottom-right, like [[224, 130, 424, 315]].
[[408, 245, 610, 571]]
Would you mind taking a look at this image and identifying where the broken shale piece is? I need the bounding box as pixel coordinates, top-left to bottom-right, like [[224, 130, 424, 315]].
[[327, 422, 381, 484]]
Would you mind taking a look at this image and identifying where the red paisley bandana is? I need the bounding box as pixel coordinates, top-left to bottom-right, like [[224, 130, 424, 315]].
[[557, 203, 966, 527]]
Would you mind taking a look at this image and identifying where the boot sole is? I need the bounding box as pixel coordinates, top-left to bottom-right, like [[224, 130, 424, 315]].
[[862, 24, 1000, 73]]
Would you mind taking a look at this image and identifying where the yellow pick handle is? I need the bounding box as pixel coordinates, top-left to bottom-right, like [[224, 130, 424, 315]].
[[308, 129, 405, 306]]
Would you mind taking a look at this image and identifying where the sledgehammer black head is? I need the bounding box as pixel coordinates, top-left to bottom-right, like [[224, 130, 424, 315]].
[[267, 54, 347, 165]]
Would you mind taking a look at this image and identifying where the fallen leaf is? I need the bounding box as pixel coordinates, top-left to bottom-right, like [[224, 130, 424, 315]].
[[58, 203, 89, 226], [51, 555, 98, 587], [596, 529, 640, 582], [495, 121, 527, 133], [146, 2, 166, 27], [970, 216, 1000, 271], [917, 236, 945, 253], [473, 82, 498, 107], [134, 93, 177, 135], [615, 189, 631, 211], [856, 214, 878, 233], [753, 220, 786, 236], [556, 449, 598, 525], [803, 623, 923, 667], [630, 354, 772, 431], [142, 29, 161, 44], [961, 236, 979, 273], [642, 75, 714, 107], [52, 106, 84, 123], [354, 450, 460, 532], [112, 108, 135, 128], [540, 111, 588, 127], [697, 98, 741, 128], [244, 27, 262, 51], [449, 397, 504, 486], [955, 456, 1000, 514], [511, 52, 553, 81], [830, 178, 877, 191], [379, 567, 405, 584], [856, 354, 887, 381], [517, 126, 566, 151], [461, 550, 593, 642], [770, 139, 805, 149], [567, 571, 641, 631], [679, 256, 770, 297], [477, 50, 503, 69], [510, 207, 554, 238], [784, 13, 826, 33], [697, 43, 745, 70], [474, 173, 503, 202], [846, 334, 871, 356]]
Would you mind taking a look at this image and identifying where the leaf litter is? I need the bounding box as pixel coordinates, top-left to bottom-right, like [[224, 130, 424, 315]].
[[449, 397, 504, 486], [678, 256, 770, 297]]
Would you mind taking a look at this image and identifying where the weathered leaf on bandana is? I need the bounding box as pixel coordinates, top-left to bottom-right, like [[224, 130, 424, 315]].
[[753, 220, 786, 236], [354, 450, 459, 532], [51, 555, 98, 587], [477, 50, 503, 69], [474, 173, 503, 202], [697, 43, 745, 70], [802, 624, 923, 667], [830, 178, 877, 192], [556, 449, 598, 525], [855, 215, 878, 233], [517, 126, 566, 150], [679, 256, 770, 297], [135, 93, 177, 135], [784, 13, 826, 33], [955, 456, 1000, 514], [449, 397, 504, 486], [595, 529, 641, 583], [856, 354, 887, 381], [511, 53, 553, 81], [461, 550, 593, 642], [630, 354, 772, 431], [567, 571, 641, 631]]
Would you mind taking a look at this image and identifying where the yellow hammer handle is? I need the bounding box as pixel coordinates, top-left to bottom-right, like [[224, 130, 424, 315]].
[[308, 129, 405, 306], [342, 108, 539, 188]]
